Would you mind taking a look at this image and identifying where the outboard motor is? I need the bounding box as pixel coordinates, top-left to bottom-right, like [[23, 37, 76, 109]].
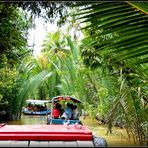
[[92, 134, 108, 147]]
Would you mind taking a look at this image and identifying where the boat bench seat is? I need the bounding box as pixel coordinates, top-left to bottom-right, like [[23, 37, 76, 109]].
[[48, 118, 81, 125]]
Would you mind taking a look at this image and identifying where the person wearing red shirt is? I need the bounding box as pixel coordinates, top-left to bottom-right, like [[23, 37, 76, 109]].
[[52, 103, 60, 119]]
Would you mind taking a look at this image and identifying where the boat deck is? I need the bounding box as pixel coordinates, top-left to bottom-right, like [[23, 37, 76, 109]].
[[0, 124, 94, 147]]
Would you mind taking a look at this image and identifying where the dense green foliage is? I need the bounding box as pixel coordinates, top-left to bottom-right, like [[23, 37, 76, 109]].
[[73, 2, 148, 145], [0, 1, 147, 146], [0, 55, 20, 120], [0, 1, 70, 120], [0, 3, 32, 65], [0, 3, 32, 120]]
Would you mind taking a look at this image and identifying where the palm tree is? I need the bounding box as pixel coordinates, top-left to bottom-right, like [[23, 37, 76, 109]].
[[75, 2, 148, 67], [42, 30, 87, 100], [72, 1, 148, 145]]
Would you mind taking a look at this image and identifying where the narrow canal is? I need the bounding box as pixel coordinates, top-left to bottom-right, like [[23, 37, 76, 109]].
[[6, 114, 138, 147]]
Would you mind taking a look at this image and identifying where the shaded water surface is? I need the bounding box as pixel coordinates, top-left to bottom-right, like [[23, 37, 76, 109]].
[[6, 114, 139, 147], [7, 114, 47, 125], [81, 117, 138, 147]]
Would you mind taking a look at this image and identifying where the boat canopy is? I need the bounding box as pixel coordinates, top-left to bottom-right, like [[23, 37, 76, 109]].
[[26, 99, 50, 105], [51, 96, 81, 103], [47, 96, 81, 125]]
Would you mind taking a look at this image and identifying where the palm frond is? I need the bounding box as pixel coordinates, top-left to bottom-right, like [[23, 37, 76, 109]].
[[128, 2, 148, 14], [74, 2, 148, 68]]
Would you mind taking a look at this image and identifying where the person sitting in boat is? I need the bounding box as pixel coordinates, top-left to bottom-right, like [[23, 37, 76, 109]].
[[72, 105, 80, 120], [52, 103, 60, 119], [39, 105, 46, 111], [33, 105, 38, 112], [44, 103, 47, 111], [27, 103, 33, 111], [61, 103, 72, 119], [56, 103, 64, 117]]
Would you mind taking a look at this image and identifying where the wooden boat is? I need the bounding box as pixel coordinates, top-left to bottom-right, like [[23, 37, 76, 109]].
[[0, 123, 107, 147], [47, 96, 82, 125], [22, 99, 51, 115], [22, 109, 51, 115]]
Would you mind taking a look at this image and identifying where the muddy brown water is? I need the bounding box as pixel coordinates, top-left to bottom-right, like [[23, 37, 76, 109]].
[[5, 114, 140, 147]]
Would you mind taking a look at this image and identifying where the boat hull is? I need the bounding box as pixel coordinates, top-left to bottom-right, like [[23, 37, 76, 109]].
[[0, 124, 107, 147], [0, 124, 92, 141], [22, 109, 51, 115]]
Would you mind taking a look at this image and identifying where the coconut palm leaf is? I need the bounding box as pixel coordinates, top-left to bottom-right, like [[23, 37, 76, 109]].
[[71, 2, 148, 145], [74, 2, 148, 68], [128, 2, 148, 14], [66, 35, 78, 62], [17, 69, 52, 115]]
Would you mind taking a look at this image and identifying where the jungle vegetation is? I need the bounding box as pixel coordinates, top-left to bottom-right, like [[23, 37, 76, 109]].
[[0, 1, 147, 146]]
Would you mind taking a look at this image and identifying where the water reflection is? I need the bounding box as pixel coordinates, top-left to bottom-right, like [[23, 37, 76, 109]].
[[81, 117, 139, 147], [7, 114, 47, 125]]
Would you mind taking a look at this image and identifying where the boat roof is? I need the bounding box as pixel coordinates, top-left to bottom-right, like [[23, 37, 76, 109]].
[[0, 124, 92, 141], [51, 96, 81, 103], [26, 99, 50, 105]]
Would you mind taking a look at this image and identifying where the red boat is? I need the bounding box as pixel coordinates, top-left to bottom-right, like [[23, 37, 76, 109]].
[[0, 123, 107, 147]]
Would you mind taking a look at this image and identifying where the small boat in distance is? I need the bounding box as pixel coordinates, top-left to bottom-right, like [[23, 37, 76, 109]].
[[22, 99, 51, 115]]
